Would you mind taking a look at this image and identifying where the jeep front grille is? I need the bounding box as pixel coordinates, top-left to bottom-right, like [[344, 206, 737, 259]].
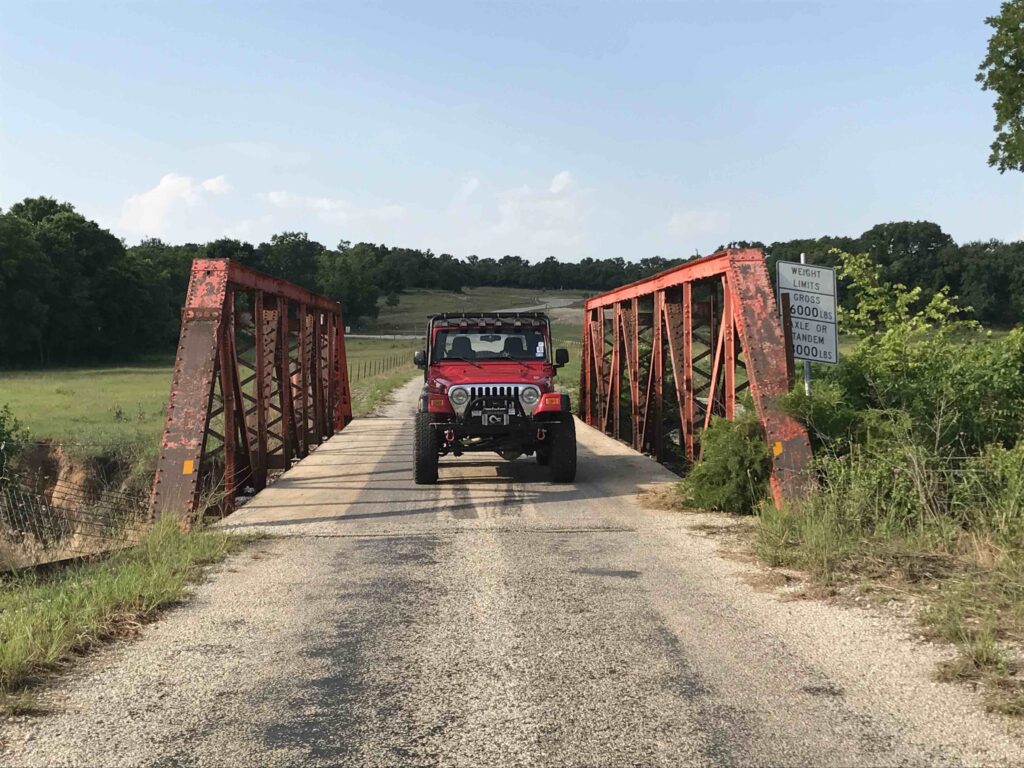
[[469, 385, 520, 399]]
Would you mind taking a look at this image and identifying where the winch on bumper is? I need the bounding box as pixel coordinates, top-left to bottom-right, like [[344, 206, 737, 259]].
[[422, 387, 571, 441]]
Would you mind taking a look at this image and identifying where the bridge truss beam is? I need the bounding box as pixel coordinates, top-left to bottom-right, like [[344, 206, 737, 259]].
[[150, 259, 352, 522], [579, 248, 811, 508]]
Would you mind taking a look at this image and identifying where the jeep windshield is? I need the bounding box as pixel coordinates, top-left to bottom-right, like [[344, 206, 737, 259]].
[[432, 327, 549, 363]]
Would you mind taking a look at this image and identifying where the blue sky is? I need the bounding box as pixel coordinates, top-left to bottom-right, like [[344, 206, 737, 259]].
[[2, 0, 1021, 261]]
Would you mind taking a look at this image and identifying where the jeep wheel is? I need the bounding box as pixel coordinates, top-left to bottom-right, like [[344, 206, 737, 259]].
[[548, 417, 577, 483], [535, 444, 551, 466], [414, 411, 439, 484]]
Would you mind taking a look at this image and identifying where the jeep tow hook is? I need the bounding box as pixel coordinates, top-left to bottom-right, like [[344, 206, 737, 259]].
[[536, 428, 547, 442], [444, 428, 456, 443]]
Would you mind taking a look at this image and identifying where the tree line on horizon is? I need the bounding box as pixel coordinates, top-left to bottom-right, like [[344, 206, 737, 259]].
[[1, 195, 1022, 367]]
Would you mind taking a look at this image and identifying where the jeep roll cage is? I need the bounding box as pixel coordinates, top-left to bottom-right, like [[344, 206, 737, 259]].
[[422, 312, 553, 368]]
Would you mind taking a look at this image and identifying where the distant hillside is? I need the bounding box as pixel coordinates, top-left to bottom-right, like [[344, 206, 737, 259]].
[[360, 287, 588, 336]]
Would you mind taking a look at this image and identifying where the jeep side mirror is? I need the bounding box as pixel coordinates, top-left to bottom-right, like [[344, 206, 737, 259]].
[[413, 349, 427, 368], [554, 348, 569, 367]]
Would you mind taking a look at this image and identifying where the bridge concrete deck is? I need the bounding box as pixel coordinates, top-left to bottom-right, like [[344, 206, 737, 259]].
[[3, 378, 1022, 767]]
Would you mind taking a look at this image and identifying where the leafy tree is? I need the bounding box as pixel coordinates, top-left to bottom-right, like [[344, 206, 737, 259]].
[[33, 209, 128, 362], [3, 191, 1024, 364], [256, 232, 323, 291], [205, 237, 258, 269], [7, 196, 75, 224], [0, 404, 29, 489], [857, 221, 954, 292], [0, 212, 51, 365], [835, 249, 972, 338], [978, 0, 1024, 172], [317, 242, 380, 322]]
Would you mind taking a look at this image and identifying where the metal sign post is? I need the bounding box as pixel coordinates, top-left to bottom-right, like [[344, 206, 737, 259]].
[[776, 254, 839, 395]]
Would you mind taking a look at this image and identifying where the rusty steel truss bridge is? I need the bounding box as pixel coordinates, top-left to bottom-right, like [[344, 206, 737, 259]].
[[577, 248, 811, 508], [143, 248, 808, 523], [149, 259, 352, 522]]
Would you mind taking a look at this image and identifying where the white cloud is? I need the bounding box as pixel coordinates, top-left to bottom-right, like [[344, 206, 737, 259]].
[[667, 209, 728, 239], [493, 185, 581, 246], [200, 175, 231, 194], [263, 190, 406, 227], [119, 173, 231, 236], [435, 171, 588, 258], [549, 170, 572, 195]]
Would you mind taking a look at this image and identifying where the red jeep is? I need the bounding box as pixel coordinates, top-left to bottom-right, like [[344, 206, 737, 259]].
[[412, 312, 577, 484]]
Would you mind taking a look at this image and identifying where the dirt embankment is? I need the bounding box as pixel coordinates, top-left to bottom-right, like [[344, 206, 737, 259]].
[[0, 444, 147, 569]]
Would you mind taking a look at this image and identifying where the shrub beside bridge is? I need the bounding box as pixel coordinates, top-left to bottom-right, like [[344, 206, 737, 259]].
[[681, 250, 1024, 714]]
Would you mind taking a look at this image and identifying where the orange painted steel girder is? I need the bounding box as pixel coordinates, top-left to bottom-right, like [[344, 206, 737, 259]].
[[579, 248, 811, 508], [150, 259, 352, 522]]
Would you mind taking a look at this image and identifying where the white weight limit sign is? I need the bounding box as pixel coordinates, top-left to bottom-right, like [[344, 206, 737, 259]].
[[776, 259, 839, 367]]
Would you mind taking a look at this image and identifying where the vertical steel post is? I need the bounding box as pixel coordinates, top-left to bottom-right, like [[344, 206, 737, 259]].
[[579, 315, 589, 421], [681, 282, 695, 461], [253, 291, 270, 490], [311, 311, 324, 441], [703, 299, 727, 435], [277, 301, 296, 468], [723, 277, 736, 421], [651, 291, 664, 459], [800, 252, 812, 396], [219, 296, 238, 509], [298, 305, 310, 458]]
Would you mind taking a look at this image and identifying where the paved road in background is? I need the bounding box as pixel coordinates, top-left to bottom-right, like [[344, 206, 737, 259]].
[[3, 378, 1022, 767]]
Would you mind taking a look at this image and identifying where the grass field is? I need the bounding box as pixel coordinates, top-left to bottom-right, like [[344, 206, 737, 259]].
[[0, 339, 421, 454], [363, 286, 589, 335]]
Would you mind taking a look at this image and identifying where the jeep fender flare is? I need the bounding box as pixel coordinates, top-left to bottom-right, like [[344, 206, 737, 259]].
[[533, 393, 572, 419]]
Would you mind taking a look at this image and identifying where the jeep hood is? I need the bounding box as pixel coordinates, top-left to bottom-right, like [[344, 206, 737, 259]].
[[429, 362, 555, 389]]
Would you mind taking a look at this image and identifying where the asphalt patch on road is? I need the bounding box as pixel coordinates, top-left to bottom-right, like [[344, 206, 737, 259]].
[[573, 567, 642, 579], [260, 534, 448, 765]]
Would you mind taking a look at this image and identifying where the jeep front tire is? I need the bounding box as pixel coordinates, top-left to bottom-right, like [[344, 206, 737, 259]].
[[414, 411, 439, 484], [548, 416, 577, 483]]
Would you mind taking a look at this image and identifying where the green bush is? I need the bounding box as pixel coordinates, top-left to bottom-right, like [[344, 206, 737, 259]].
[[779, 379, 864, 452], [0, 404, 28, 488], [756, 250, 1024, 713], [679, 403, 770, 515], [954, 442, 1024, 545]]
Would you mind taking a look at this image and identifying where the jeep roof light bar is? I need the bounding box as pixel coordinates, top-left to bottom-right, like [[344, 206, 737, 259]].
[[429, 314, 548, 328], [429, 311, 550, 320]]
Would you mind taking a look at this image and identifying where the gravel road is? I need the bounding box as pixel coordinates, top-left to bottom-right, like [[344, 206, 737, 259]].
[[3, 377, 1023, 767]]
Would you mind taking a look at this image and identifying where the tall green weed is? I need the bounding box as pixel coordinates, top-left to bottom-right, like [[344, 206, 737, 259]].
[[679, 402, 770, 515]]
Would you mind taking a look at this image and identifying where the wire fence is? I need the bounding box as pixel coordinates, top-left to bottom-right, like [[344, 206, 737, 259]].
[[349, 352, 414, 383], [0, 478, 148, 569]]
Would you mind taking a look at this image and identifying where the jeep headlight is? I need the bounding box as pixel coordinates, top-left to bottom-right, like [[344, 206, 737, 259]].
[[448, 387, 470, 409], [519, 386, 541, 412]]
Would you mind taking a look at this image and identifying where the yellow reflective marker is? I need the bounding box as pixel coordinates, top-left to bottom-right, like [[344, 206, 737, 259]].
[[772, 441, 783, 457], [182, 459, 195, 475]]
